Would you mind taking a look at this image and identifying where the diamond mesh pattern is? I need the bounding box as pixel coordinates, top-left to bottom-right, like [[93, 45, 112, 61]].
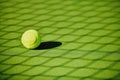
[[0, 0, 120, 80]]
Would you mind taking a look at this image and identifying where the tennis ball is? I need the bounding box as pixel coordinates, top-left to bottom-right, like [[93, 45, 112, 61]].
[[21, 29, 41, 49]]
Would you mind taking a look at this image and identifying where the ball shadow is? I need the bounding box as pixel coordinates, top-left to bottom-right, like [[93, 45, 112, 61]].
[[35, 41, 62, 50]]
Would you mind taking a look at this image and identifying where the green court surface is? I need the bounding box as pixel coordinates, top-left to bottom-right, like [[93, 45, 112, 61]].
[[0, 0, 120, 80]]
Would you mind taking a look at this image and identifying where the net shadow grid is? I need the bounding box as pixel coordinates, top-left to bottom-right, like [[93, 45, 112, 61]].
[[0, 0, 120, 80]]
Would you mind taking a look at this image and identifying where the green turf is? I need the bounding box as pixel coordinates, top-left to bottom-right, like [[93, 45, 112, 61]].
[[0, 0, 120, 80]]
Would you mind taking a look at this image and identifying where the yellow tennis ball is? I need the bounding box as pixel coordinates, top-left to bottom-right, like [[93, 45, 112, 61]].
[[21, 29, 41, 49]]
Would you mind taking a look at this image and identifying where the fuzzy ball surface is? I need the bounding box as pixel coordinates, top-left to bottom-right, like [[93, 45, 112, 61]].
[[21, 29, 41, 49]]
